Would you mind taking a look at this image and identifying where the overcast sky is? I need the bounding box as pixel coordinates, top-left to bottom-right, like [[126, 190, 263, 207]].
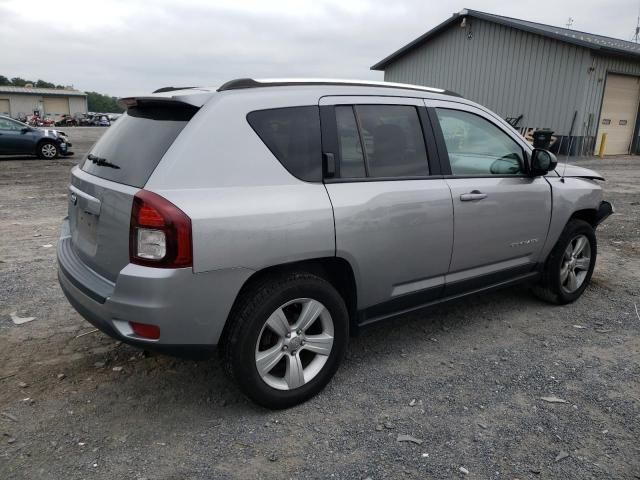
[[0, 0, 638, 97]]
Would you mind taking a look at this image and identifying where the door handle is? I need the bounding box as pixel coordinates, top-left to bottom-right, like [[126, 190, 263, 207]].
[[460, 190, 487, 201], [323, 152, 336, 178]]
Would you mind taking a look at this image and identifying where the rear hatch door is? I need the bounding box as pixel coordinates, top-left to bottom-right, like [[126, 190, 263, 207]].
[[68, 101, 198, 281]]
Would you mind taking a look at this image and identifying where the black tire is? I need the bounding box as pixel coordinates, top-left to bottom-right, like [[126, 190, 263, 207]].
[[222, 272, 349, 409], [37, 140, 59, 159], [532, 219, 597, 305]]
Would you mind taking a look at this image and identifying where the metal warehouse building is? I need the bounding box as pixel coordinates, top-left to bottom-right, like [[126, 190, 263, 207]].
[[0, 86, 87, 121], [372, 8, 640, 156]]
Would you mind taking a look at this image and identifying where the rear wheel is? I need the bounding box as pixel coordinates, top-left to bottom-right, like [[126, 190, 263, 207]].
[[222, 273, 349, 409], [533, 219, 597, 304], [37, 141, 58, 159]]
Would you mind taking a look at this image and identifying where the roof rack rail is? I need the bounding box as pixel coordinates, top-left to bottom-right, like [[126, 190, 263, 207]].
[[216, 78, 462, 97], [152, 86, 198, 93]]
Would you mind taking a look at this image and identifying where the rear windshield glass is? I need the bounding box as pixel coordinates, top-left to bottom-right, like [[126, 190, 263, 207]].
[[81, 102, 198, 187], [247, 106, 322, 182]]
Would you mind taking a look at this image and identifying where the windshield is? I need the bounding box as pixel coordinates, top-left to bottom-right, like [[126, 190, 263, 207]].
[[80, 102, 198, 188]]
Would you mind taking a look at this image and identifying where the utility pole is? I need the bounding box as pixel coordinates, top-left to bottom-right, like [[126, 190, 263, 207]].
[[634, 15, 640, 43], [566, 17, 574, 29]]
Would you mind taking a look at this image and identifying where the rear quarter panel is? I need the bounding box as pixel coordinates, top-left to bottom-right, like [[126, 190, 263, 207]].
[[145, 89, 335, 273]]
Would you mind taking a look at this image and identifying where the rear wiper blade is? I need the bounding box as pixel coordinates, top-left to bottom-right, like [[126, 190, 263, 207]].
[[87, 153, 120, 169]]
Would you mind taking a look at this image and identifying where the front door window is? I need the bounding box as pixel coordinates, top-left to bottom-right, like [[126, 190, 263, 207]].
[[436, 109, 524, 176]]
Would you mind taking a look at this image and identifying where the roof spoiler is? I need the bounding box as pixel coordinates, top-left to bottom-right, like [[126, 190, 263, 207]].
[[152, 86, 198, 93], [117, 92, 212, 109]]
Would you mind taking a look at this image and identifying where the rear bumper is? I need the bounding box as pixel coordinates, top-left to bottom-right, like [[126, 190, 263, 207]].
[[57, 220, 253, 349]]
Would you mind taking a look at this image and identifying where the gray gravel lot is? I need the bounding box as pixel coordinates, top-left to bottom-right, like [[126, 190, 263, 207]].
[[0, 127, 639, 479]]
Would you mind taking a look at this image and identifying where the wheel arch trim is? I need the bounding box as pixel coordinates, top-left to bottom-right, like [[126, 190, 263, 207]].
[[218, 256, 359, 347]]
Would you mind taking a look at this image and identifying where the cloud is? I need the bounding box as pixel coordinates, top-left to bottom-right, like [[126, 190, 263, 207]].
[[0, 0, 636, 96]]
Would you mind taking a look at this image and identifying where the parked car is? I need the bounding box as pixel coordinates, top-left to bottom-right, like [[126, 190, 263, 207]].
[[57, 79, 613, 409], [97, 115, 110, 127], [78, 114, 95, 127], [55, 114, 79, 127], [0, 114, 72, 158]]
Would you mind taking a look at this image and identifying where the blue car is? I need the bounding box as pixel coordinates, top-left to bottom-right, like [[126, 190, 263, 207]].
[[0, 115, 72, 159]]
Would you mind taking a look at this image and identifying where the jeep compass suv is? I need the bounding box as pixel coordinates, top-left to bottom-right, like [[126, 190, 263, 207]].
[[57, 79, 612, 408]]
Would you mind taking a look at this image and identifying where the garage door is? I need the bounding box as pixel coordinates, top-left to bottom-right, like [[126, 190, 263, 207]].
[[595, 74, 640, 155], [43, 97, 69, 119], [0, 99, 9, 116]]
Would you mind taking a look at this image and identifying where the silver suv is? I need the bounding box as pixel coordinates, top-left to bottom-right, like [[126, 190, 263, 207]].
[[58, 79, 613, 408]]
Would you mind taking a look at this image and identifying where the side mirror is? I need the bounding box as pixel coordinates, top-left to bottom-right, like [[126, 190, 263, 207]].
[[21, 127, 32, 133], [530, 149, 557, 176]]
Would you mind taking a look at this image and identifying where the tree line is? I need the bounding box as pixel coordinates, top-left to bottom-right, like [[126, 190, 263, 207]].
[[0, 75, 124, 113]]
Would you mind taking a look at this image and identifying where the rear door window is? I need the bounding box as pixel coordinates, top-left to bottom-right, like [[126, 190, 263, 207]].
[[247, 106, 322, 182], [81, 102, 197, 188], [335, 106, 366, 178], [333, 104, 429, 178]]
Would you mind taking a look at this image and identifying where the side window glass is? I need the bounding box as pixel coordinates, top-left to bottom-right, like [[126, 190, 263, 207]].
[[355, 105, 429, 178], [335, 106, 366, 178], [435, 109, 524, 176], [0, 119, 20, 131], [247, 106, 322, 182]]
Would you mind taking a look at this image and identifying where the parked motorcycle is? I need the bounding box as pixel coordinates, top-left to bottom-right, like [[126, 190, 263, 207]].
[[27, 115, 55, 127]]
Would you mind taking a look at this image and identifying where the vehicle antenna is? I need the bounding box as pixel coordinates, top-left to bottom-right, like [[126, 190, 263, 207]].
[[561, 110, 578, 183]]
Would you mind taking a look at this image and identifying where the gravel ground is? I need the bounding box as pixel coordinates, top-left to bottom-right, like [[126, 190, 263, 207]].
[[0, 127, 639, 480]]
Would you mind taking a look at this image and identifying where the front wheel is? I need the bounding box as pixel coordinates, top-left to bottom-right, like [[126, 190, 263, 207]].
[[37, 141, 59, 159], [222, 273, 349, 409], [533, 219, 597, 304]]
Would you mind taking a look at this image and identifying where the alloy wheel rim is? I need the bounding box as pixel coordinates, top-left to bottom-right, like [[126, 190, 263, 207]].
[[42, 144, 57, 158], [255, 298, 334, 391], [560, 234, 591, 294]]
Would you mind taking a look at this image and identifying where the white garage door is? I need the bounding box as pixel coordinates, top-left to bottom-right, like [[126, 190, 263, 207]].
[[595, 74, 640, 155], [0, 99, 9, 116], [43, 97, 70, 119]]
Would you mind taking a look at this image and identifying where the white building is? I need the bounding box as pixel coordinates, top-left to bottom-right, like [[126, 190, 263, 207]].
[[0, 86, 88, 120]]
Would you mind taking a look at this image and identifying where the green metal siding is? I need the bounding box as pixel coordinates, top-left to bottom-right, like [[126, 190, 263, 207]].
[[383, 18, 594, 135]]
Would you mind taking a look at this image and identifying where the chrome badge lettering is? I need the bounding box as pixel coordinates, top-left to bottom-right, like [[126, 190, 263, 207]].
[[510, 238, 538, 247]]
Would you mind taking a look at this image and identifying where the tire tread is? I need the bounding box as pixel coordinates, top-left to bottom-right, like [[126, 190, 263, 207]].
[[221, 272, 348, 408], [533, 219, 596, 305]]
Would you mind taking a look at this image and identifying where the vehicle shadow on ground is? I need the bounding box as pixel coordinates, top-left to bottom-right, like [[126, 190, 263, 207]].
[[0, 155, 40, 161], [78, 284, 541, 417], [0, 155, 76, 161]]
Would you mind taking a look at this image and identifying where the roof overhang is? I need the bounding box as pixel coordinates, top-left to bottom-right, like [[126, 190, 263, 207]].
[[371, 8, 640, 70], [0, 89, 87, 97]]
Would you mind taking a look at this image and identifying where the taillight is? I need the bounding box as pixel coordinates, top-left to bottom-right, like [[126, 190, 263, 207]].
[[130, 190, 192, 268]]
